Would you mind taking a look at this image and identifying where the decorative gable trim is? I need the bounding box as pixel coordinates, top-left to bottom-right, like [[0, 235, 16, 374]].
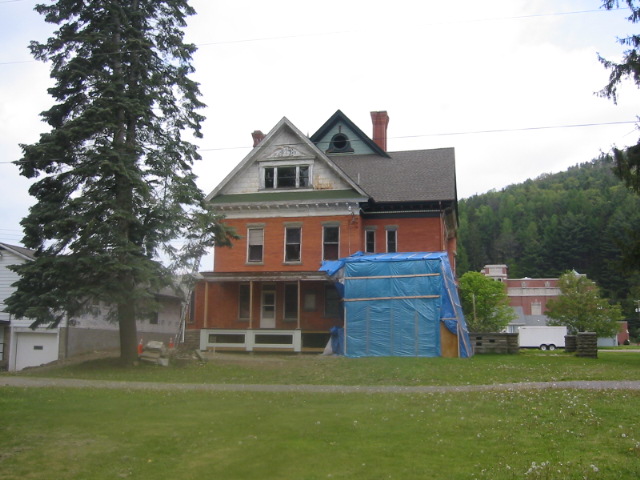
[[268, 145, 305, 158]]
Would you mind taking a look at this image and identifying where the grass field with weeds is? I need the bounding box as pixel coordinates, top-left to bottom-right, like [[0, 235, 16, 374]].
[[11, 349, 640, 387], [1, 351, 639, 479]]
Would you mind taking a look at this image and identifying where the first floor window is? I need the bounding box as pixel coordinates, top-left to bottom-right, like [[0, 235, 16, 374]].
[[247, 228, 264, 262], [323, 225, 340, 260], [284, 283, 298, 320], [324, 285, 341, 318], [386, 229, 397, 253], [285, 226, 301, 262], [239, 284, 251, 320]]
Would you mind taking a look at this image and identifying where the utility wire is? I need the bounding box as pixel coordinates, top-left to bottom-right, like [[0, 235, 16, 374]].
[[0, 7, 623, 66], [0, 120, 637, 164]]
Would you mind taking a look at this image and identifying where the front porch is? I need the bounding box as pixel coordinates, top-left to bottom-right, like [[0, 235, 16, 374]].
[[189, 271, 342, 352]]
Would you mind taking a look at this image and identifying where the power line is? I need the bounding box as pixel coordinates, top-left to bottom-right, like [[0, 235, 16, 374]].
[[0, 119, 636, 164], [197, 120, 640, 152], [0, 7, 623, 66]]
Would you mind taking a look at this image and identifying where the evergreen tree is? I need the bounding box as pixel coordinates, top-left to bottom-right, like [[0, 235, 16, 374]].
[[600, 1, 640, 194], [6, 0, 235, 364]]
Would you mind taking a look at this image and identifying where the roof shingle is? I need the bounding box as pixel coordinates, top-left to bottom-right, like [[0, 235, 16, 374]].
[[330, 147, 456, 203]]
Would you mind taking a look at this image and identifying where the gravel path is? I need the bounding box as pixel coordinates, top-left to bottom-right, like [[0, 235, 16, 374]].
[[2, 376, 640, 394]]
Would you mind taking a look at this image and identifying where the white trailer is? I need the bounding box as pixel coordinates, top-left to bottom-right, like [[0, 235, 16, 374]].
[[518, 326, 567, 350]]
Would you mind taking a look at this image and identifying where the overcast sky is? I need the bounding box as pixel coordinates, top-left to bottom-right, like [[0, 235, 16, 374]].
[[1, 0, 640, 249]]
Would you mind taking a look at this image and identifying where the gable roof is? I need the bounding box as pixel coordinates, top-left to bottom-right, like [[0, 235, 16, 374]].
[[331, 148, 457, 203], [205, 116, 367, 201], [310, 109, 390, 158], [0, 242, 35, 261], [204, 111, 458, 208]]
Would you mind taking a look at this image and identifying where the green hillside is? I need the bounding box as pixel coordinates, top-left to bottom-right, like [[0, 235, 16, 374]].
[[457, 155, 640, 321]]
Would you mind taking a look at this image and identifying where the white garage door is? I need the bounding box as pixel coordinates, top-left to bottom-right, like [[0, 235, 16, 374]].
[[15, 332, 59, 371]]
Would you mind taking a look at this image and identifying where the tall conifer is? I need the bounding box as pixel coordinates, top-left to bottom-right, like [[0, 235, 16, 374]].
[[6, 1, 234, 364]]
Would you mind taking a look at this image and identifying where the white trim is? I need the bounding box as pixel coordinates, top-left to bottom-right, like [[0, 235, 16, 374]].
[[200, 329, 303, 352], [219, 203, 358, 219]]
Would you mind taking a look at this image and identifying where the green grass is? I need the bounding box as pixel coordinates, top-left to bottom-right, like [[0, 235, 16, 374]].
[[1, 387, 638, 479], [2, 352, 640, 479], [8, 349, 640, 386]]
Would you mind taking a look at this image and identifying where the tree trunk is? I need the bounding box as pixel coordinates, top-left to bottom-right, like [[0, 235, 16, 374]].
[[112, 10, 140, 365], [118, 299, 139, 365]]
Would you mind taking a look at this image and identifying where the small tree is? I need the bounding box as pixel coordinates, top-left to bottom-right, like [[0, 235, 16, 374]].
[[458, 272, 516, 332], [546, 271, 622, 337]]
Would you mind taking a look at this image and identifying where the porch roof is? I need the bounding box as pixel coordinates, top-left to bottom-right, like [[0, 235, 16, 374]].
[[199, 271, 331, 283]]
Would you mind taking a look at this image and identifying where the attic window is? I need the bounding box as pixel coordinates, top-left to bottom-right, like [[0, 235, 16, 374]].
[[263, 165, 310, 189], [328, 133, 354, 153]]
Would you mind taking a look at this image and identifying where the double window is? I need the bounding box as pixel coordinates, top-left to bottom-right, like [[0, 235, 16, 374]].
[[264, 165, 310, 189]]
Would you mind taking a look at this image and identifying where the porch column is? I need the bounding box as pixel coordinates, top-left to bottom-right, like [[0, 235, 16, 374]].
[[249, 280, 254, 329], [297, 279, 301, 330]]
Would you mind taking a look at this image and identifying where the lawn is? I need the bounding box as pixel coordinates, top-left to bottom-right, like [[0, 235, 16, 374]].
[[10, 349, 640, 387], [1, 386, 638, 479], [1, 351, 639, 479]]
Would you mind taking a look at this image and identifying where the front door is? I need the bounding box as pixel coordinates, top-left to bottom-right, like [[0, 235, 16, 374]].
[[260, 288, 276, 328]]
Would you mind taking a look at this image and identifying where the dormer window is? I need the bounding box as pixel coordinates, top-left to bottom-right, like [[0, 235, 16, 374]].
[[263, 165, 310, 189], [327, 133, 354, 153]]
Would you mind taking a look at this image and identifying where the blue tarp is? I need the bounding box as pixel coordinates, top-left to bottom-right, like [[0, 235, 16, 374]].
[[320, 252, 472, 358]]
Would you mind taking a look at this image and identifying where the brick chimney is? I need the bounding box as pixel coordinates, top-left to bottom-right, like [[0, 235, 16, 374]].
[[370, 111, 389, 151], [251, 130, 265, 147]]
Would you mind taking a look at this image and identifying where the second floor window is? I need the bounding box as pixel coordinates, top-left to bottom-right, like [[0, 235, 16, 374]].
[[386, 229, 397, 253], [323, 225, 339, 260], [285, 227, 301, 262], [247, 228, 264, 263], [365, 230, 376, 253], [264, 165, 310, 189]]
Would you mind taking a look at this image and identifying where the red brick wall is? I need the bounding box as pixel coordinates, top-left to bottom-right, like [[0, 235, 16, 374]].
[[214, 214, 448, 273], [214, 215, 363, 272], [189, 279, 342, 331], [188, 212, 455, 332], [361, 216, 444, 253]]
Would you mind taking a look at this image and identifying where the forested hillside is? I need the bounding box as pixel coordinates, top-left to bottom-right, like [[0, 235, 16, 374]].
[[457, 156, 640, 317]]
